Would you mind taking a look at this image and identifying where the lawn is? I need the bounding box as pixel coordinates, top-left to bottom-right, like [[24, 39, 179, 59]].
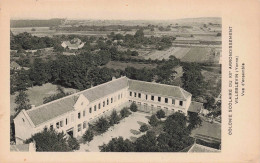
[[191, 119, 221, 140], [181, 47, 211, 62], [77, 112, 150, 152], [10, 83, 78, 116]]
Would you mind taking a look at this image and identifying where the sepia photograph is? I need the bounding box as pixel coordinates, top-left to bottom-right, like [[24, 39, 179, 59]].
[[10, 17, 222, 152]]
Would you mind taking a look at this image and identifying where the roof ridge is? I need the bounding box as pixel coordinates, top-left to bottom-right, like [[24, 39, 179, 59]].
[[128, 79, 181, 89], [27, 76, 128, 113]]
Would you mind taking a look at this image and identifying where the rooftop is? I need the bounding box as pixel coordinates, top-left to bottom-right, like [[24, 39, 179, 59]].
[[188, 101, 204, 113], [128, 79, 191, 100], [188, 143, 220, 153]]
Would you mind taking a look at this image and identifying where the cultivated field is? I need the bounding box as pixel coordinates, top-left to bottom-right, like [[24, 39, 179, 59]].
[[10, 83, 78, 116], [104, 61, 157, 70]]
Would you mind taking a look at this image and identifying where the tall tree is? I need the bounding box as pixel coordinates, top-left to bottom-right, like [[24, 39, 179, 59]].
[[14, 90, 31, 113]]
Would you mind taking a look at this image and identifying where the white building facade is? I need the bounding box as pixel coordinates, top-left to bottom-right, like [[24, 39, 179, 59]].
[[14, 76, 202, 144]]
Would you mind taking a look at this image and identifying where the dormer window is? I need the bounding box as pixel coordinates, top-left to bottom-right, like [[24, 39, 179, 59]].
[[81, 102, 84, 105], [22, 118, 25, 122]]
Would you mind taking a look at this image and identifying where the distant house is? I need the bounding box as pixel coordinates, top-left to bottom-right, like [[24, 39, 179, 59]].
[[61, 38, 85, 50], [10, 142, 36, 152], [10, 61, 21, 70]]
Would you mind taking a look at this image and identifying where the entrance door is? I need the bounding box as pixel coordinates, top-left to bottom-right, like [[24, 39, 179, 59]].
[[67, 128, 74, 137]]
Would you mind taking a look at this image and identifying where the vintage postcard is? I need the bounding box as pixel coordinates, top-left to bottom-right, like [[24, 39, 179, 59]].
[[0, 0, 259, 162]]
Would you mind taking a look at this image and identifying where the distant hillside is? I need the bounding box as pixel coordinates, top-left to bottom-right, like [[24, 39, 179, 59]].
[[10, 19, 65, 28]]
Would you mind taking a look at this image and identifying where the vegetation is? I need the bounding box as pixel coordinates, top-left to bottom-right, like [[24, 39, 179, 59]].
[[149, 115, 159, 127], [130, 102, 138, 112], [99, 137, 135, 152], [83, 129, 94, 144], [109, 110, 120, 126], [187, 112, 202, 130], [120, 107, 131, 118], [94, 117, 110, 134], [14, 90, 31, 113], [156, 109, 166, 119], [43, 86, 71, 104], [25, 129, 79, 151], [139, 124, 149, 132]]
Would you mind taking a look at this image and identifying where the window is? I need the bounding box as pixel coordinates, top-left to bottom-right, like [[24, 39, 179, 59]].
[[158, 97, 161, 102], [165, 98, 168, 103], [179, 101, 183, 106], [151, 104, 154, 108], [151, 95, 154, 101], [137, 102, 141, 105], [134, 92, 137, 97], [71, 114, 74, 122], [78, 112, 81, 119], [164, 107, 168, 110], [94, 105, 97, 111], [98, 103, 101, 109], [144, 103, 147, 106], [50, 124, 53, 130], [78, 124, 81, 132], [157, 106, 161, 109], [56, 122, 60, 129], [129, 100, 132, 102], [83, 121, 87, 129], [172, 99, 175, 105], [89, 107, 92, 113], [66, 118, 68, 125], [111, 98, 113, 103], [130, 92, 132, 96], [103, 101, 105, 107], [60, 120, 63, 127], [22, 118, 25, 122], [138, 93, 141, 98], [121, 93, 122, 98], [83, 110, 86, 117], [118, 94, 120, 99], [107, 98, 109, 105], [146, 95, 148, 100]]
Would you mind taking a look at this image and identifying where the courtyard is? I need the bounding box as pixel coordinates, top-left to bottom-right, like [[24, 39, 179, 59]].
[[77, 111, 150, 152]]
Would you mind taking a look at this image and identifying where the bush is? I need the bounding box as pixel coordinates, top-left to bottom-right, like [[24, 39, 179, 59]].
[[120, 107, 131, 118], [139, 124, 149, 132], [94, 117, 110, 134], [109, 110, 120, 126], [156, 109, 166, 119], [149, 115, 159, 127], [130, 102, 138, 112], [67, 136, 80, 150], [83, 129, 94, 143]]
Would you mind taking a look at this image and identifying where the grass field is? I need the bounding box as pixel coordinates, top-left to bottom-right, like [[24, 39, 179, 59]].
[[181, 47, 211, 62], [104, 61, 157, 70], [10, 83, 78, 116]]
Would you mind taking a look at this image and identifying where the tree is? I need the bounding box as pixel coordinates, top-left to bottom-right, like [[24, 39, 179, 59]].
[[120, 107, 131, 118], [217, 32, 221, 36], [139, 124, 149, 132], [109, 110, 120, 126], [149, 115, 159, 127], [187, 112, 202, 130], [134, 131, 159, 152], [24, 129, 73, 151], [14, 90, 31, 113], [156, 109, 166, 119], [130, 102, 138, 112], [99, 137, 135, 152], [82, 129, 94, 144], [67, 136, 80, 150], [94, 117, 110, 133]]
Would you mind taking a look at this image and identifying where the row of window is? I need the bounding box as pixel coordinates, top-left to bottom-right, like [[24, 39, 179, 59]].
[[130, 100, 184, 113], [78, 92, 124, 119], [129, 91, 183, 106]]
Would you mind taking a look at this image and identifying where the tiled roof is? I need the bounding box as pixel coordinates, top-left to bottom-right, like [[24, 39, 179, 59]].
[[82, 77, 128, 102], [188, 144, 220, 152], [188, 101, 203, 113], [10, 144, 29, 152], [25, 77, 128, 126], [26, 95, 78, 126], [128, 79, 191, 100]]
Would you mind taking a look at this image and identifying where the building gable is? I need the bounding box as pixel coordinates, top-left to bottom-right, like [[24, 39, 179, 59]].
[[73, 94, 89, 110]]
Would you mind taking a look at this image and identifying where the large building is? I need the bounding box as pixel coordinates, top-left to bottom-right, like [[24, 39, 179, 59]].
[[14, 76, 203, 144]]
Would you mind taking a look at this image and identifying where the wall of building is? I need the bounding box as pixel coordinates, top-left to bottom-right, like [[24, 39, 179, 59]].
[[14, 111, 34, 144], [127, 89, 190, 115]]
